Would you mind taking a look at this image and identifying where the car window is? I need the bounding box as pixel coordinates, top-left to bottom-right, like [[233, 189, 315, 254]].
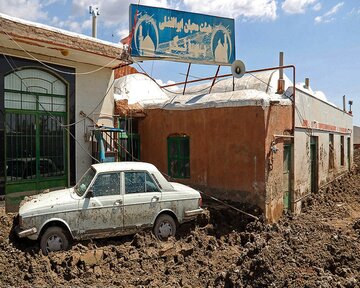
[[91, 172, 120, 197], [75, 168, 96, 196], [125, 171, 160, 194]]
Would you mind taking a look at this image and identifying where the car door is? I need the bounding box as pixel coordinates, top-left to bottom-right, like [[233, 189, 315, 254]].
[[77, 171, 123, 238], [122, 171, 162, 230]]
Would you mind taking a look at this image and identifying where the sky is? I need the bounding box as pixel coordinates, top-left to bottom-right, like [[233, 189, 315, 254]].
[[1, 0, 359, 124]]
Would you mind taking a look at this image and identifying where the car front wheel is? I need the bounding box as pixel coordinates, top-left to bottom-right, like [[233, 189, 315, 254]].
[[153, 214, 176, 240], [40, 226, 70, 255]]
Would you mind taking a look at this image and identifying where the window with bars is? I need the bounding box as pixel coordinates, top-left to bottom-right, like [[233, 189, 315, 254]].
[[4, 68, 67, 183], [4, 68, 66, 112], [117, 118, 140, 161], [167, 135, 190, 179]]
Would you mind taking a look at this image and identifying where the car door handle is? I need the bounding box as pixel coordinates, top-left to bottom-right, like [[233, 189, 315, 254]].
[[152, 196, 159, 201], [114, 200, 122, 206]]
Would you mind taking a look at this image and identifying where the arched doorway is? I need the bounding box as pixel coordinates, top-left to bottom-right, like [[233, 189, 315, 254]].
[[4, 68, 67, 208]]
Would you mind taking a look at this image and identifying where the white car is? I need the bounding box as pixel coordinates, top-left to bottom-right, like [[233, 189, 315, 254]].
[[16, 162, 203, 255]]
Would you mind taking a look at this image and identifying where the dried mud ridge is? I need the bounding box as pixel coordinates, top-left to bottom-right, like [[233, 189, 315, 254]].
[[1, 153, 360, 287]]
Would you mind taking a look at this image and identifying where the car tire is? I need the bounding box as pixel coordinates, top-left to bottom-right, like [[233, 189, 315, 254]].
[[40, 226, 70, 255], [153, 214, 176, 240]]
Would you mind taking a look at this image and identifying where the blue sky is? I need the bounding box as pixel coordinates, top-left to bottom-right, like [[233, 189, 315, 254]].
[[1, 0, 359, 124]]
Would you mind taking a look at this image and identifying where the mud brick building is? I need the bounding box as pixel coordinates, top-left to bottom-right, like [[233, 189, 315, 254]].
[[115, 71, 353, 222]]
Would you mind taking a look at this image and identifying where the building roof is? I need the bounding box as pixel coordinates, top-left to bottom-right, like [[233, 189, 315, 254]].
[[114, 69, 343, 112], [0, 13, 130, 68], [114, 70, 294, 110], [162, 70, 293, 110], [114, 73, 170, 107]]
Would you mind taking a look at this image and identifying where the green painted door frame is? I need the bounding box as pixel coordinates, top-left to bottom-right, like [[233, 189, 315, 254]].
[[4, 68, 68, 211], [283, 144, 292, 212], [347, 137, 351, 170], [310, 136, 318, 193]]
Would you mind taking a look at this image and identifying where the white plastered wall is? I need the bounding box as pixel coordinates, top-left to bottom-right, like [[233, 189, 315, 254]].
[[292, 88, 353, 213], [75, 65, 114, 180], [2, 48, 115, 183]]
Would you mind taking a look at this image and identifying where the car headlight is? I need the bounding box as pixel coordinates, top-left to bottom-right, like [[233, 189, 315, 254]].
[[18, 215, 23, 228]]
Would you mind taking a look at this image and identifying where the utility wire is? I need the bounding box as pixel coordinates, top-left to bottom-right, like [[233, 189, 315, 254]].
[[3, 54, 100, 163], [2, 50, 117, 128], [3, 29, 125, 76], [134, 61, 222, 96]]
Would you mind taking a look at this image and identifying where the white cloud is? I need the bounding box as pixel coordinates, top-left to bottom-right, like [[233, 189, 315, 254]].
[[71, 0, 172, 27], [51, 16, 91, 33], [315, 2, 344, 24], [314, 90, 327, 101], [43, 0, 67, 6], [348, 7, 360, 16], [156, 78, 179, 90], [183, 0, 277, 20], [312, 3, 322, 11], [0, 0, 48, 21], [156, 78, 175, 86], [117, 28, 130, 40], [296, 82, 329, 102], [281, 0, 317, 14]]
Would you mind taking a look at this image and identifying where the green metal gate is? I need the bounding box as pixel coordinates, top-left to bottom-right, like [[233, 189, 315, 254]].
[[4, 68, 67, 210]]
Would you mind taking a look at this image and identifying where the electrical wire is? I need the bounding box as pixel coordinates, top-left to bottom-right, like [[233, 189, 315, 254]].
[[3, 29, 125, 76], [3, 54, 100, 163], [247, 71, 313, 136], [2, 51, 117, 128], [134, 61, 222, 96]]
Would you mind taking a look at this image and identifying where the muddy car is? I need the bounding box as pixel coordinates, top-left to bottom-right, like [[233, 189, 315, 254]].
[[16, 162, 203, 255]]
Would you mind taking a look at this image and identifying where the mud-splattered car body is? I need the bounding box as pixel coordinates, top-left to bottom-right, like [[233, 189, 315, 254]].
[[16, 162, 203, 253]]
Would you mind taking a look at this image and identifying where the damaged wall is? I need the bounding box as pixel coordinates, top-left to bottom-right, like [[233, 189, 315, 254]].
[[139, 105, 290, 215], [263, 104, 293, 222], [293, 89, 353, 213]]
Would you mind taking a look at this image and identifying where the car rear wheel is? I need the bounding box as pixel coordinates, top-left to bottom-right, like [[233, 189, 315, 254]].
[[153, 214, 176, 240], [40, 226, 70, 255]]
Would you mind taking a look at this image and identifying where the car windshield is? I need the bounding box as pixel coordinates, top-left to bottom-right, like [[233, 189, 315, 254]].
[[75, 167, 96, 196]]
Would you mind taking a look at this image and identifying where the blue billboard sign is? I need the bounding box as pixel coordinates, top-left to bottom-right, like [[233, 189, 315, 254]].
[[129, 4, 235, 65]]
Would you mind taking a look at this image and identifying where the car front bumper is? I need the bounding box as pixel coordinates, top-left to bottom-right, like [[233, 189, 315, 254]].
[[15, 225, 37, 238]]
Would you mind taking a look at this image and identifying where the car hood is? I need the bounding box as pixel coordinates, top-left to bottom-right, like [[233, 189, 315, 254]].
[[19, 188, 78, 218]]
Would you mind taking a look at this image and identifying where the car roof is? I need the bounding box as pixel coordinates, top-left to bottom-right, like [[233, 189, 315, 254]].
[[91, 161, 160, 174]]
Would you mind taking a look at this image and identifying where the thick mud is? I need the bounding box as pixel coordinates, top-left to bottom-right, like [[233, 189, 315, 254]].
[[1, 151, 360, 287]]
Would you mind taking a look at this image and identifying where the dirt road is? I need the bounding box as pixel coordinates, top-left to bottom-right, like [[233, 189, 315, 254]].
[[1, 152, 360, 287]]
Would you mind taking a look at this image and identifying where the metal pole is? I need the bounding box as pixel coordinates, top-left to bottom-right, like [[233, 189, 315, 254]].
[[183, 63, 191, 95], [161, 65, 296, 89], [92, 15, 97, 38], [89, 6, 99, 38], [209, 65, 221, 94]]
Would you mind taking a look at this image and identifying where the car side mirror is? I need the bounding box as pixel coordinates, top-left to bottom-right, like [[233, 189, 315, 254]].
[[86, 189, 94, 198]]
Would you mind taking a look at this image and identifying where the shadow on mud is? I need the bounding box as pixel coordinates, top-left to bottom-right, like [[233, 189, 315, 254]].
[[8, 214, 39, 254], [178, 198, 263, 239]]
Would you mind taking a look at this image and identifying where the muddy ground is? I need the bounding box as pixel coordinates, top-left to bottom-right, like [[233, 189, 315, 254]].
[[2, 152, 360, 287]]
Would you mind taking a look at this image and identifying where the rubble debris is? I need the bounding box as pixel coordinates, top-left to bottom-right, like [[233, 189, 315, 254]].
[[1, 150, 360, 287]]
